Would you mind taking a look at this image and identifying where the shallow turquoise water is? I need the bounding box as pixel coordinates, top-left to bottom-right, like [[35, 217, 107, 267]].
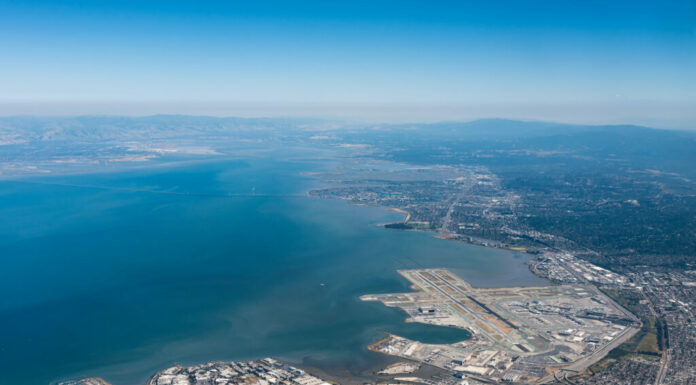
[[0, 157, 546, 385]]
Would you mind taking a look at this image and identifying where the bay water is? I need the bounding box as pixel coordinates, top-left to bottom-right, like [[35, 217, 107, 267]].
[[0, 156, 546, 385]]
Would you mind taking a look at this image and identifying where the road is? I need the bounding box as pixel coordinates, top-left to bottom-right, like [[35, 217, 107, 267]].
[[639, 290, 670, 385], [654, 348, 670, 385], [439, 194, 461, 235]]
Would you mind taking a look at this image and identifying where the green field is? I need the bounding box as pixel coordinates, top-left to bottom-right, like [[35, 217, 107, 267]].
[[590, 290, 661, 374]]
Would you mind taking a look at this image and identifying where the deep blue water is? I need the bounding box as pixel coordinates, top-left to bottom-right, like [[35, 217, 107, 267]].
[[0, 157, 547, 385]]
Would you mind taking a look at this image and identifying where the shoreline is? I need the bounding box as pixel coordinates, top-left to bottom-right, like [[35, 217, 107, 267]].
[[56, 193, 603, 385], [387, 207, 411, 223], [380, 216, 538, 263]]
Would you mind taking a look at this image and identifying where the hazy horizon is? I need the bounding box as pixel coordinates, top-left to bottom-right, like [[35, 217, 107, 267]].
[[1, 100, 694, 130], [1, 0, 694, 129]]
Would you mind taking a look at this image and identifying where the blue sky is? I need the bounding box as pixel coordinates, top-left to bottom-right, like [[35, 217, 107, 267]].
[[0, 0, 694, 127]]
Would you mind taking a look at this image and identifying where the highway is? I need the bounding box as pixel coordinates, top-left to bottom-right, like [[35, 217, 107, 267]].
[[654, 348, 670, 384]]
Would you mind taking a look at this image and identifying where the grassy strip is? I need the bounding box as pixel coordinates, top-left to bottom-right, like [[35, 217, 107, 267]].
[[589, 290, 661, 374]]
